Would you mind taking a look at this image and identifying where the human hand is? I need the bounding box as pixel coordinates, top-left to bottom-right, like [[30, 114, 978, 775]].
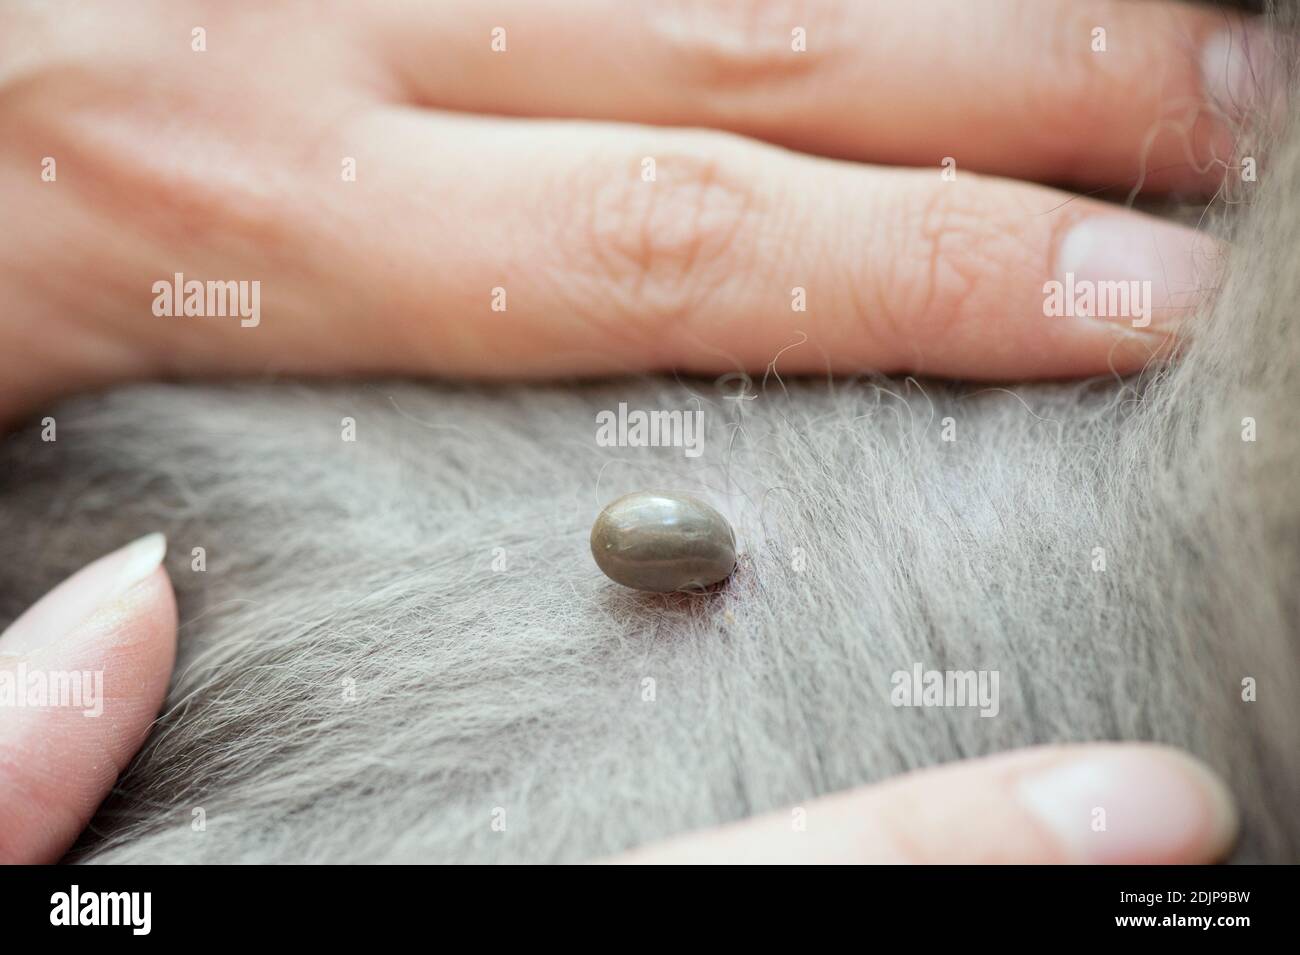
[[1, 0, 1265, 425]]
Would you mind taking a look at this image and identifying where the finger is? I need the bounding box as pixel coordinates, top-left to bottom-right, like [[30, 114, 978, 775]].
[[263, 114, 1221, 382], [0, 534, 176, 863], [370, 0, 1275, 193], [606, 744, 1238, 863]]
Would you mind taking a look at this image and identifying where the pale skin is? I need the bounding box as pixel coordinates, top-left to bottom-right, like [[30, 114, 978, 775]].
[[0, 0, 1264, 863]]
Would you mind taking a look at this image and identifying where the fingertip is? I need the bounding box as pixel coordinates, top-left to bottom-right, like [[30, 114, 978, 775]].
[[1147, 745, 1241, 863], [1037, 208, 1224, 377], [1201, 16, 1285, 131], [0, 532, 170, 655], [1053, 215, 1223, 331], [0, 541, 178, 863], [1015, 743, 1239, 864]]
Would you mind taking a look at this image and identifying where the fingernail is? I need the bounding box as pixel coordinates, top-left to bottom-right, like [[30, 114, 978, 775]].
[[0, 533, 167, 654], [1018, 747, 1239, 864], [1052, 217, 1220, 330], [1201, 20, 1283, 126]]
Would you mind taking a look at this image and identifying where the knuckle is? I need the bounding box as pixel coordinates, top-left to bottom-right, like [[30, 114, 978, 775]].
[[1019, 0, 1128, 156], [11, 68, 299, 257], [564, 132, 763, 329], [647, 0, 845, 90], [869, 180, 1015, 363]]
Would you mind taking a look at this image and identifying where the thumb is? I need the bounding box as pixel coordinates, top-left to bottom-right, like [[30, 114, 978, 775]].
[[0, 534, 176, 863]]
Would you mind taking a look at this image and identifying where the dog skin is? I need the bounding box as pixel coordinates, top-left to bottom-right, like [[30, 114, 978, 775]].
[[0, 1, 1296, 863]]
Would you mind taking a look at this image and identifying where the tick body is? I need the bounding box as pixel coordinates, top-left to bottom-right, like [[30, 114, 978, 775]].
[[590, 492, 736, 593]]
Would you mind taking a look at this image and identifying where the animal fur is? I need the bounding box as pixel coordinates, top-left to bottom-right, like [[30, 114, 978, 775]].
[[0, 3, 1297, 864]]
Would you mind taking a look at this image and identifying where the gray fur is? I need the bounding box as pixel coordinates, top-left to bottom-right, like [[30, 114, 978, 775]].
[[0, 6, 1297, 865]]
